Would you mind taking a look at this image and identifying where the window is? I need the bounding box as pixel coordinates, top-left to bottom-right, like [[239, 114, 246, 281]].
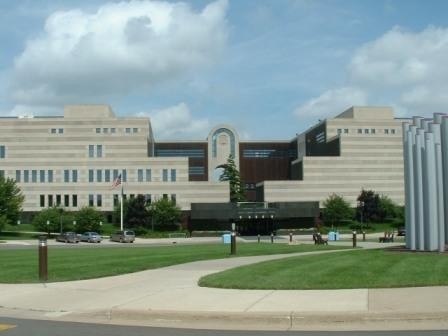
[[72, 195, 78, 207], [0, 170, 4, 178], [89, 145, 94, 158], [138, 169, 143, 182], [105, 169, 110, 183], [56, 194, 61, 206], [64, 169, 70, 183], [371, 129, 376, 134], [48, 195, 53, 207], [163, 169, 168, 182], [97, 145, 103, 158], [51, 128, 57, 134], [103, 128, 108, 133], [89, 169, 94, 182], [24, 170, 29, 183], [344, 129, 349, 134], [133, 128, 138, 133], [171, 194, 176, 204], [391, 129, 396, 134], [40, 195, 45, 207], [15, 170, 21, 182], [96, 128, 101, 133], [72, 170, 78, 183], [163, 194, 168, 200], [364, 129, 369, 134], [64, 195, 69, 207], [113, 194, 119, 207], [58, 128, 64, 134], [0, 145, 5, 158], [111, 128, 116, 134], [146, 169, 151, 182], [113, 169, 119, 180], [89, 194, 94, 207], [384, 129, 389, 134], [358, 129, 362, 134], [97, 170, 102, 182], [40, 170, 45, 183], [32, 170, 37, 183], [125, 128, 131, 134], [130, 194, 135, 199], [189, 166, 204, 175], [337, 129, 342, 135], [97, 194, 102, 207], [122, 169, 127, 182], [48, 170, 53, 183], [171, 169, 176, 182], [145, 194, 151, 204], [155, 149, 205, 158]]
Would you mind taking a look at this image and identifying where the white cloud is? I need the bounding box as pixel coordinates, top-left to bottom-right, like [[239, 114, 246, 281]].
[[138, 102, 210, 139], [294, 26, 448, 119], [294, 87, 367, 119], [12, 0, 228, 105]]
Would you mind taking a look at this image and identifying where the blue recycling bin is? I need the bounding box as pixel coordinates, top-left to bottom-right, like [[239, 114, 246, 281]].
[[335, 232, 340, 241], [328, 231, 335, 241], [222, 234, 231, 244]]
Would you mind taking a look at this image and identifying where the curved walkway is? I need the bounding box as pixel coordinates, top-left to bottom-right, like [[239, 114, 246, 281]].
[[0, 241, 447, 331]]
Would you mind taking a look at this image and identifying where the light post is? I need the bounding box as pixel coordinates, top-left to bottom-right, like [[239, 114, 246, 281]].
[[46, 220, 50, 236], [73, 220, 76, 232]]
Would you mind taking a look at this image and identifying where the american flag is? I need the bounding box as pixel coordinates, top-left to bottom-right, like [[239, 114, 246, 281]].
[[112, 174, 122, 188]]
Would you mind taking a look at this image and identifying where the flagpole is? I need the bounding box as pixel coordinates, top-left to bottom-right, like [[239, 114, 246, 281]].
[[120, 183, 124, 231]]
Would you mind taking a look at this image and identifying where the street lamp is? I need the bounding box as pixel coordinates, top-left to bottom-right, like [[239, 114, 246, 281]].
[[46, 220, 50, 236]]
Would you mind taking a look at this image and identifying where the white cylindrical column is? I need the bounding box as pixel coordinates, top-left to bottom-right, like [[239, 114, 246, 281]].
[[403, 123, 415, 250], [423, 132, 438, 251], [441, 117, 448, 245], [414, 128, 425, 250]]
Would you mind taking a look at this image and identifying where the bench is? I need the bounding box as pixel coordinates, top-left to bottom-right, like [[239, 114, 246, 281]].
[[313, 233, 328, 245], [379, 232, 394, 243]]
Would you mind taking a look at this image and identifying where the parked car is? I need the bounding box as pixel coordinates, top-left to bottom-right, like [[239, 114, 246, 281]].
[[397, 227, 406, 236], [80, 232, 102, 243], [56, 232, 80, 243], [110, 230, 135, 243]]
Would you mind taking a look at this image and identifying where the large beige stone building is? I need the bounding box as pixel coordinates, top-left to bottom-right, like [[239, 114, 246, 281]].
[[0, 104, 406, 230]]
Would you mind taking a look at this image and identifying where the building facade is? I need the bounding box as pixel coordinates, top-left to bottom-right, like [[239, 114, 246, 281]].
[[0, 105, 406, 229]]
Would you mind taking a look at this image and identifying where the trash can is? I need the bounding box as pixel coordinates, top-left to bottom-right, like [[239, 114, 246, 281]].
[[335, 232, 340, 241], [222, 234, 231, 244], [328, 231, 335, 241]]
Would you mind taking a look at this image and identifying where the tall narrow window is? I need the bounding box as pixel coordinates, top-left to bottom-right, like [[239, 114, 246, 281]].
[[0, 170, 4, 178], [97, 169, 102, 182], [170, 169, 176, 182], [391, 129, 396, 134], [64, 169, 70, 182], [56, 194, 61, 206], [48, 195, 53, 207], [72, 170, 78, 182], [138, 169, 143, 182], [146, 169, 151, 182], [48, 170, 53, 183], [97, 194, 102, 207], [24, 170, 29, 183], [105, 169, 110, 182], [32, 170, 37, 183], [171, 194, 176, 204], [163, 169, 168, 182], [89, 145, 94, 158], [122, 169, 127, 182], [40, 170, 45, 183], [89, 194, 94, 207], [113, 194, 119, 207], [40, 195, 45, 207], [113, 169, 119, 180], [72, 195, 78, 207], [145, 194, 151, 204], [15, 170, 21, 182], [0, 145, 5, 158], [97, 145, 103, 158], [89, 169, 94, 182], [64, 195, 69, 207]]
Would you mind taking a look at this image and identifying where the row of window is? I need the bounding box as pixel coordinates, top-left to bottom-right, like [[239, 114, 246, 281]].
[[50, 128, 64, 134], [156, 149, 205, 158], [12, 168, 176, 183], [242, 149, 296, 158], [95, 127, 139, 134], [39, 193, 177, 208], [337, 128, 397, 135]]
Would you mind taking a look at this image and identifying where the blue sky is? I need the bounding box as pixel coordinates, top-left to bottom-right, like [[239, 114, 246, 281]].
[[1, 0, 448, 140]]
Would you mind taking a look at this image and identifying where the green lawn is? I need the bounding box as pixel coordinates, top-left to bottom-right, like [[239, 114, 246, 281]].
[[199, 249, 448, 290], [0, 231, 41, 240], [0, 243, 346, 283]]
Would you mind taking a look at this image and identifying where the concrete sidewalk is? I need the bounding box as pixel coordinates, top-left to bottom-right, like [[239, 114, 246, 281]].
[[0, 243, 447, 331]]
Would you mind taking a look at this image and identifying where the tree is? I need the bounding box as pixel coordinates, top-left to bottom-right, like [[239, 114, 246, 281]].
[[322, 194, 354, 228], [0, 176, 24, 231], [149, 198, 181, 230], [124, 195, 150, 230], [218, 155, 246, 203], [357, 189, 382, 223], [32, 207, 74, 235], [73, 207, 105, 233]]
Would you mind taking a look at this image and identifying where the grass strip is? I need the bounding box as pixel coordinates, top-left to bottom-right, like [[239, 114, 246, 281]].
[[0, 243, 346, 283], [199, 248, 448, 289]]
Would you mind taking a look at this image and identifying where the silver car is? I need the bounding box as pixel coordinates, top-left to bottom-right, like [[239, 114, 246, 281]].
[[56, 232, 80, 243], [80, 232, 102, 243], [110, 230, 135, 243]]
